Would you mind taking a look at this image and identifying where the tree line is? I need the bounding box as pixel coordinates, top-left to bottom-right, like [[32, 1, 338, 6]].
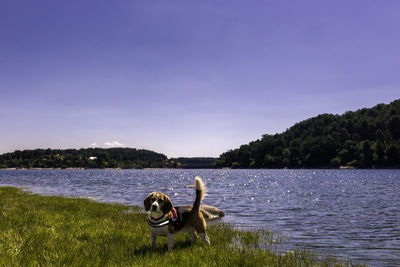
[[0, 148, 217, 169], [0, 148, 168, 169], [214, 99, 400, 169], [169, 157, 217, 169]]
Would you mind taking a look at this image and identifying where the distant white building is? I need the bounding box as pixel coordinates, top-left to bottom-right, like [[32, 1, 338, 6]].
[[88, 156, 97, 160]]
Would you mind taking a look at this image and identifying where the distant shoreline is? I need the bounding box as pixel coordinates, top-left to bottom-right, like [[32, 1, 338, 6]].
[[2, 167, 399, 170], [0, 168, 208, 170], [0, 148, 217, 169]]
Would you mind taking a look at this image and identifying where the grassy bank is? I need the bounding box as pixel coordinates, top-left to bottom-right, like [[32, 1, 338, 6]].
[[0, 187, 358, 266]]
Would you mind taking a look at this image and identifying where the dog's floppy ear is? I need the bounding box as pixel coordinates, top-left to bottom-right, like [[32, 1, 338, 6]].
[[144, 193, 153, 211], [162, 195, 172, 214]]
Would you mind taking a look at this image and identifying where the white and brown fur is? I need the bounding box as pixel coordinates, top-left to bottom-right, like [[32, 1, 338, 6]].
[[144, 176, 215, 250]]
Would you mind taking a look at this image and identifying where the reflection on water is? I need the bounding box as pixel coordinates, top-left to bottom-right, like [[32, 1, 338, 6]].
[[1, 169, 399, 266]]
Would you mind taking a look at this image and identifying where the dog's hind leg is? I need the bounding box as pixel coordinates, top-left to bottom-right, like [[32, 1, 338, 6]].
[[195, 213, 210, 245], [199, 232, 210, 245], [188, 228, 198, 242], [195, 214, 210, 245]]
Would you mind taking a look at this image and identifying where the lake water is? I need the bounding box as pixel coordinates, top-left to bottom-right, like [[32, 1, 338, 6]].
[[1, 169, 399, 266]]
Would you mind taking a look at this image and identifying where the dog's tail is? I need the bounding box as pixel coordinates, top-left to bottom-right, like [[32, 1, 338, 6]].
[[193, 176, 205, 210]]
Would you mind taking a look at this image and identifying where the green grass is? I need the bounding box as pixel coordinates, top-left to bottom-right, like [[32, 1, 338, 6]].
[[0, 187, 361, 266]]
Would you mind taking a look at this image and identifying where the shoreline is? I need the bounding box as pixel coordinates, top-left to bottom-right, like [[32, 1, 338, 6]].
[[1, 167, 399, 170], [0, 186, 358, 266]]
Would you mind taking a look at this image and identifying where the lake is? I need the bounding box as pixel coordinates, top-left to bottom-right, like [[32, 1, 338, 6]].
[[1, 169, 399, 266]]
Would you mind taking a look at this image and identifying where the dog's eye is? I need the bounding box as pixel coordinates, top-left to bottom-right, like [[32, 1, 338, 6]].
[[159, 199, 164, 203]]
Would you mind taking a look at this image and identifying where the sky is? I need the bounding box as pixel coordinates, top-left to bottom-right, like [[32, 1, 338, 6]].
[[1, 0, 400, 157]]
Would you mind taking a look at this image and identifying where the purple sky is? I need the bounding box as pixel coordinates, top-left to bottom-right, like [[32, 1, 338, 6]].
[[1, 1, 400, 157]]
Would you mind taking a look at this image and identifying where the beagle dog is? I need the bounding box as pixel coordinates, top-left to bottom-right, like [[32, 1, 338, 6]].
[[144, 176, 212, 250]]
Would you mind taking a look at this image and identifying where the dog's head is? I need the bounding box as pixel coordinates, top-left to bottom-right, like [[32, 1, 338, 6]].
[[144, 192, 173, 215]]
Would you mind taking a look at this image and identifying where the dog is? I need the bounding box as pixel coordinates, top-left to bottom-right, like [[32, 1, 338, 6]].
[[144, 176, 223, 250]]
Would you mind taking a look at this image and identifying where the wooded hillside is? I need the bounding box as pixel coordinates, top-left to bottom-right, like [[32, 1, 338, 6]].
[[215, 99, 400, 169]]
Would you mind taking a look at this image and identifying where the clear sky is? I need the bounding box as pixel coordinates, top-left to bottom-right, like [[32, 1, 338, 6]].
[[1, 0, 400, 157]]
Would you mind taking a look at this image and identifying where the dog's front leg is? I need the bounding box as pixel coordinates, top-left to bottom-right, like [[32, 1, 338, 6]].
[[167, 234, 174, 250], [150, 232, 157, 247]]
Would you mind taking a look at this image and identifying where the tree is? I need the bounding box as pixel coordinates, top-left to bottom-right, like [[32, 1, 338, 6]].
[[338, 149, 350, 165], [360, 140, 374, 167], [263, 154, 275, 168], [386, 115, 400, 140], [282, 148, 290, 167], [231, 162, 241, 169], [387, 145, 399, 166], [330, 157, 341, 168], [375, 129, 386, 143], [374, 141, 385, 166]]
